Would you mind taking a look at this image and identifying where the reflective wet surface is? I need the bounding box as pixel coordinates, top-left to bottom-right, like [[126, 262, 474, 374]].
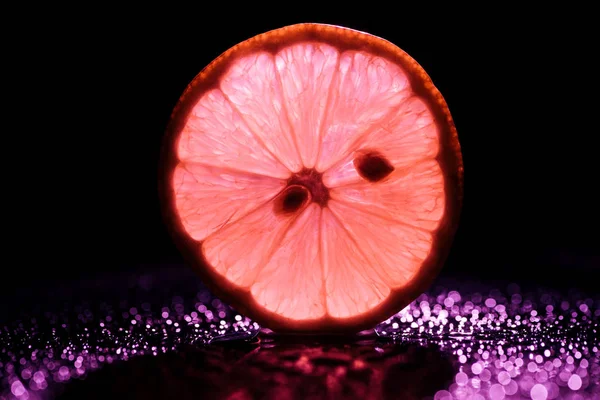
[[1, 269, 598, 399], [53, 334, 455, 400]]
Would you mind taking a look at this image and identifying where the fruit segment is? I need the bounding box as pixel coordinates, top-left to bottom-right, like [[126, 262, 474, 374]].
[[173, 163, 285, 241], [221, 52, 302, 173], [322, 96, 439, 188], [202, 201, 297, 289], [328, 200, 434, 288], [251, 204, 325, 320], [275, 43, 339, 169], [321, 207, 391, 318], [315, 51, 411, 172], [330, 159, 445, 232], [360, 96, 439, 168], [177, 89, 290, 179]]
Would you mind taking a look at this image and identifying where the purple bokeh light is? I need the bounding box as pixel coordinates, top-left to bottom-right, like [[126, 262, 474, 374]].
[[375, 282, 599, 399], [1, 278, 598, 399]]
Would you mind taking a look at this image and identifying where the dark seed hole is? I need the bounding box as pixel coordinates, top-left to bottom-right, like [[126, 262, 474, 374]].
[[354, 151, 395, 182], [275, 185, 309, 215]]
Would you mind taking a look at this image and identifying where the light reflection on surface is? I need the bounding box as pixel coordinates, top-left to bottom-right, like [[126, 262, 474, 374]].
[[1, 273, 598, 399], [377, 283, 599, 399]]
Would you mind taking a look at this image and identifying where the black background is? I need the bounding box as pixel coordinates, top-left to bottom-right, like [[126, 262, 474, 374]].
[[5, 8, 598, 303]]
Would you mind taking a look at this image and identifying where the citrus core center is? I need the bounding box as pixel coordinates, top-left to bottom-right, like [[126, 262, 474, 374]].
[[274, 169, 330, 215]]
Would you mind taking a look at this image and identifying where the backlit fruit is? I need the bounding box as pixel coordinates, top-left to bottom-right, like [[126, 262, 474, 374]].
[[159, 23, 463, 333]]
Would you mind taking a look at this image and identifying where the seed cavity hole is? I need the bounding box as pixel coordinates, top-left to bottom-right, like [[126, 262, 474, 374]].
[[274, 185, 310, 215], [354, 151, 395, 182]]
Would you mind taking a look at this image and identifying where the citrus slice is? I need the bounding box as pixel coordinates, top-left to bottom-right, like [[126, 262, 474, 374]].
[[160, 23, 463, 333]]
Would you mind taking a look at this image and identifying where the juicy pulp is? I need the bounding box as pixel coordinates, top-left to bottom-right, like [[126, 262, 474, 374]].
[[172, 42, 445, 321]]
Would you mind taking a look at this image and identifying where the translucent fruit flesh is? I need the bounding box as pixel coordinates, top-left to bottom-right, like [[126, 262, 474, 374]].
[[163, 24, 462, 333]]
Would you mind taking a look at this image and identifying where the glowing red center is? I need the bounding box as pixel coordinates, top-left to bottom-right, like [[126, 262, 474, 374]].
[[273, 169, 329, 214]]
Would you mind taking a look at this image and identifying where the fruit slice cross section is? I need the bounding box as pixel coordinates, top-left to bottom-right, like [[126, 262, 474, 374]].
[[163, 24, 463, 333]]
